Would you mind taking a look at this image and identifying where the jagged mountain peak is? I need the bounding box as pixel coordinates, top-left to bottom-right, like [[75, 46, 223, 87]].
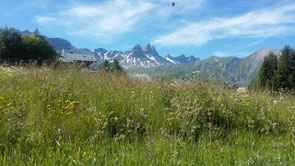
[[132, 44, 142, 51], [177, 54, 186, 58], [165, 54, 173, 59], [143, 43, 152, 52], [174, 54, 199, 64], [94, 48, 107, 54]]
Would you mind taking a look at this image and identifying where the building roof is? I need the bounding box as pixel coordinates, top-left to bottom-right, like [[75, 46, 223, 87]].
[[60, 52, 97, 62]]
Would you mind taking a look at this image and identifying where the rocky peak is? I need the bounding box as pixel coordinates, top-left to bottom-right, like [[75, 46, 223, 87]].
[[174, 54, 199, 64], [165, 54, 173, 59], [94, 48, 107, 54], [130, 44, 144, 58], [143, 43, 152, 52], [132, 44, 142, 52]]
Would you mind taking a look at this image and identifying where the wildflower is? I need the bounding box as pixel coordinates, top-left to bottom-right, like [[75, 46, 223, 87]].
[[73, 101, 79, 104], [7, 103, 11, 106], [66, 112, 73, 115], [10, 107, 13, 109], [66, 100, 71, 103], [57, 99, 62, 103], [149, 155, 153, 160], [0, 97, 4, 100], [83, 152, 87, 156], [60, 112, 64, 115], [141, 91, 145, 97]]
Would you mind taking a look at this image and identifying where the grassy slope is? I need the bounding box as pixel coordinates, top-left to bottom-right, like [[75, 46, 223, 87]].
[[0, 66, 295, 165]]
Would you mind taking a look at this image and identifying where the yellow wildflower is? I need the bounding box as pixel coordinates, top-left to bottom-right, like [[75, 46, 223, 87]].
[[83, 152, 86, 156], [66, 112, 73, 115], [0, 97, 4, 100], [7, 103, 11, 106], [141, 91, 145, 97]]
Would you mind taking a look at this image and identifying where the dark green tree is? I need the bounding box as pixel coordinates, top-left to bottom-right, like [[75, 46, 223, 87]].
[[0, 27, 58, 65], [21, 33, 58, 65], [277, 45, 295, 90], [258, 52, 278, 90], [0, 27, 23, 63], [111, 58, 123, 72], [100, 60, 111, 72]]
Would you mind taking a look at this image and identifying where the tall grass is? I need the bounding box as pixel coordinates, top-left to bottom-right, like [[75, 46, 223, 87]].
[[0, 65, 294, 165]]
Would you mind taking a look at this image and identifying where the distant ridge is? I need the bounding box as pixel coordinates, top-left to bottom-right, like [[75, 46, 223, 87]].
[[154, 48, 282, 84]]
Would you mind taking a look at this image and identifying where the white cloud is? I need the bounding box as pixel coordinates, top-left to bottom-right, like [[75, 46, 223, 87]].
[[35, 0, 206, 42], [35, 16, 56, 24], [213, 51, 228, 57], [213, 51, 251, 58], [35, 0, 155, 41], [154, 3, 295, 46]]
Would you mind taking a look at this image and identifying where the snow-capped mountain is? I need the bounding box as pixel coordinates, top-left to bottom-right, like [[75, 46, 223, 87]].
[[48, 36, 198, 69], [164, 54, 200, 64], [90, 43, 173, 69]]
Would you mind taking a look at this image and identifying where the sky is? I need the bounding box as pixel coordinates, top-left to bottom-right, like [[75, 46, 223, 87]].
[[1, 0, 295, 59]]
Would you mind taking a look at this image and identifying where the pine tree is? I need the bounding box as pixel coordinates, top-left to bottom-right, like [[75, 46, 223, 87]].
[[277, 45, 293, 90], [258, 52, 278, 90], [111, 58, 123, 72], [100, 60, 111, 72]]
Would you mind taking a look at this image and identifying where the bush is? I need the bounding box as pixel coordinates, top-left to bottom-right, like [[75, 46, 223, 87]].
[[0, 27, 58, 65]]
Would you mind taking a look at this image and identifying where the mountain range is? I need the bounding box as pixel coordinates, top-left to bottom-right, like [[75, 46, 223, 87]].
[[150, 48, 281, 84], [46, 37, 199, 69], [43, 35, 281, 85]]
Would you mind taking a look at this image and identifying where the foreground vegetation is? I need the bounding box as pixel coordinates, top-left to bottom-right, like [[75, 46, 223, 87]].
[[0, 65, 295, 165]]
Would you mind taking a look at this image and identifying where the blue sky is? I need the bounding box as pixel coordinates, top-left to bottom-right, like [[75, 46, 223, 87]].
[[1, 0, 295, 59]]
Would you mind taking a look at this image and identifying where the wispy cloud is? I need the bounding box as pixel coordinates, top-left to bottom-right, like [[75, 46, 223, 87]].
[[154, 3, 295, 46], [35, 0, 205, 42], [35, 16, 56, 24], [213, 51, 251, 58], [36, 0, 155, 41], [213, 51, 228, 57]]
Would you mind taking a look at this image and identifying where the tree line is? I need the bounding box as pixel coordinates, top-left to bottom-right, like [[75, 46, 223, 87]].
[[257, 45, 295, 91], [0, 27, 58, 65], [100, 59, 124, 73]]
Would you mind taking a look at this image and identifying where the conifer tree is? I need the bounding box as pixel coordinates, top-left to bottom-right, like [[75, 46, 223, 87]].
[[100, 60, 111, 72], [258, 52, 278, 90], [277, 45, 293, 90], [111, 58, 123, 72]]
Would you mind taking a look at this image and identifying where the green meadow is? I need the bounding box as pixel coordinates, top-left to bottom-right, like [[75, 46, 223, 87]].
[[0, 65, 294, 165]]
